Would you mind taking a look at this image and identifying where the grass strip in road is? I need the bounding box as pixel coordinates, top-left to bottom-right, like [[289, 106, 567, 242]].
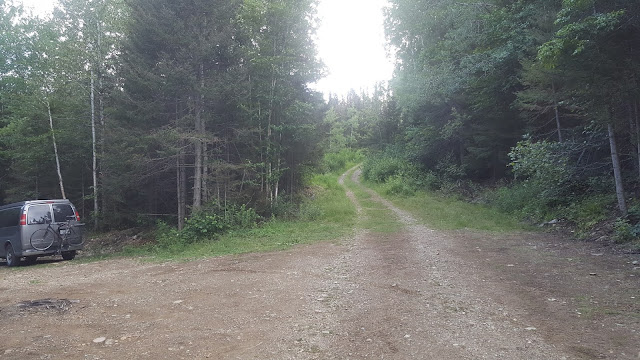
[[364, 181, 526, 232], [341, 168, 403, 234]]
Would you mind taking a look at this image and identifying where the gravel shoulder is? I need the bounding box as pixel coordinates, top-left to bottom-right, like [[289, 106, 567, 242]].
[[0, 170, 638, 359]]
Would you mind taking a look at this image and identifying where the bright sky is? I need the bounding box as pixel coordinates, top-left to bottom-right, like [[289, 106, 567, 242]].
[[312, 0, 394, 98], [18, 0, 394, 99], [18, 0, 56, 17]]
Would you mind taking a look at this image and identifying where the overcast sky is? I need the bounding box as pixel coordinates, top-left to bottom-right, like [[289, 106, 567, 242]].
[[312, 0, 394, 98], [18, 0, 394, 99]]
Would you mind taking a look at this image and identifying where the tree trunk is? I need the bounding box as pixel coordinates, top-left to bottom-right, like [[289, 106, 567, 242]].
[[96, 20, 106, 219], [203, 144, 209, 204], [193, 124, 203, 210], [608, 123, 627, 216], [177, 146, 186, 230], [192, 63, 205, 210], [635, 101, 640, 180], [91, 71, 99, 227], [268, 79, 275, 204], [552, 79, 563, 143], [46, 100, 66, 199]]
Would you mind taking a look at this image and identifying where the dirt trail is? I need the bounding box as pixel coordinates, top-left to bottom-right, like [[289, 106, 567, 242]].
[[0, 169, 638, 359]]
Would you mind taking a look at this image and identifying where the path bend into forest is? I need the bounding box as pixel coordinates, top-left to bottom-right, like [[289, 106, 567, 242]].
[[0, 169, 638, 359]]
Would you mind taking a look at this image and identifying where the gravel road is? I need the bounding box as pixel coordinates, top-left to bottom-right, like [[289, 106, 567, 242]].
[[0, 170, 638, 359]]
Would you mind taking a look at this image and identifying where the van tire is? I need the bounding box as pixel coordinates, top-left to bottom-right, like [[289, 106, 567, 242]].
[[5, 243, 20, 267], [61, 251, 76, 261]]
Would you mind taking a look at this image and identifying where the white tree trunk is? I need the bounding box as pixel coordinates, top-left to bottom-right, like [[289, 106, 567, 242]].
[[193, 120, 203, 210], [91, 71, 99, 226], [177, 146, 186, 230], [608, 123, 627, 216], [47, 100, 66, 199]]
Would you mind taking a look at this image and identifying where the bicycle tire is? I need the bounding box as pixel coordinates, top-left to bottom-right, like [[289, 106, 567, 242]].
[[64, 224, 84, 246], [30, 228, 57, 251]]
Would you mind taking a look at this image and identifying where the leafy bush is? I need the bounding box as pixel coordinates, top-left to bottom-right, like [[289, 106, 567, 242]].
[[613, 218, 635, 243], [613, 203, 640, 243], [269, 197, 300, 220], [155, 204, 260, 248], [564, 195, 614, 234], [382, 175, 416, 196], [489, 181, 552, 221], [224, 204, 260, 229], [509, 139, 571, 185], [155, 220, 185, 250], [299, 201, 324, 220], [363, 151, 442, 195], [362, 155, 404, 183], [323, 148, 364, 173]]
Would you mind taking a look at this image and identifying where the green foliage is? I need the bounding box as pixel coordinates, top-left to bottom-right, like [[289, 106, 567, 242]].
[[614, 204, 640, 243], [564, 194, 614, 234], [613, 219, 635, 244], [489, 181, 553, 221], [509, 139, 571, 185], [362, 155, 404, 183], [364, 180, 523, 232], [362, 150, 440, 196], [340, 168, 403, 234], [154, 221, 184, 251], [126, 172, 356, 260], [322, 148, 364, 174], [382, 175, 416, 196], [308, 173, 357, 224], [155, 204, 260, 250]]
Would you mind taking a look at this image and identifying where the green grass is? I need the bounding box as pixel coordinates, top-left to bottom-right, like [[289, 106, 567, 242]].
[[364, 180, 526, 232], [118, 172, 357, 262], [341, 167, 403, 234]]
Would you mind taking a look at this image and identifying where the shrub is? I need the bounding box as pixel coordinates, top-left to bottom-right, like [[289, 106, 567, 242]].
[[299, 201, 324, 220], [155, 204, 260, 248], [489, 181, 552, 221], [362, 155, 404, 183], [269, 197, 300, 220], [509, 139, 571, 185], [224, 204, 260, 229], [613, 218, 635, 243], [323, 148, 364, 173], [155, 220, 186, 250], [383, 175, 416, 196], [564, 195, 614, 234]]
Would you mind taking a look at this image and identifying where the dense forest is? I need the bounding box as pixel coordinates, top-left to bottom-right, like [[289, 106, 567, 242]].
[[2, 0, 640, 241], [326, 0, 640, 240], [0, 0, 325, 230]]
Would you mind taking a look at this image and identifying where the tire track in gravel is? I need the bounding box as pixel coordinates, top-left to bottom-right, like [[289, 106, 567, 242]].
[[1, 168, 636, 359], [327, 167, 573, 359]]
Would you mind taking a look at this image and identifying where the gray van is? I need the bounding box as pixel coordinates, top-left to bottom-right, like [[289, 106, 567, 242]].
[[0, 200, 84, 267]]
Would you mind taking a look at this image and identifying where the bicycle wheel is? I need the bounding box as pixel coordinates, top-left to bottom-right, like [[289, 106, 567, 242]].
[[64, 224, 84, 246], [30, 228, 57, 251]]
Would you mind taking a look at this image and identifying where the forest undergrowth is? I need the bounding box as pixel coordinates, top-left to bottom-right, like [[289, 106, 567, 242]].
[[85, 150, 549, 262], [361, 150, 640, 252]]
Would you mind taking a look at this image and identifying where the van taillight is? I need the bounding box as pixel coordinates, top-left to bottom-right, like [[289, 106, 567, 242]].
[[75, 211, 80, 221], [19, 214, 26, 226]]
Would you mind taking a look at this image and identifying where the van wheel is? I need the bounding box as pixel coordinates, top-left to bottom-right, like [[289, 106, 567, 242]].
[[5, 244, 21, 267], [61, 251, 76, 261]]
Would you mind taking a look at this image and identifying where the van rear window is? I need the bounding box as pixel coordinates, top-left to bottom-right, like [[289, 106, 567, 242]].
[[53, 204, 75, 222], [27, 205, 52, 225]]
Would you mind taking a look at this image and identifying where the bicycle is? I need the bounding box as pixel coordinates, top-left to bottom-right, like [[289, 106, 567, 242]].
[[29, 216, 85, 259]]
